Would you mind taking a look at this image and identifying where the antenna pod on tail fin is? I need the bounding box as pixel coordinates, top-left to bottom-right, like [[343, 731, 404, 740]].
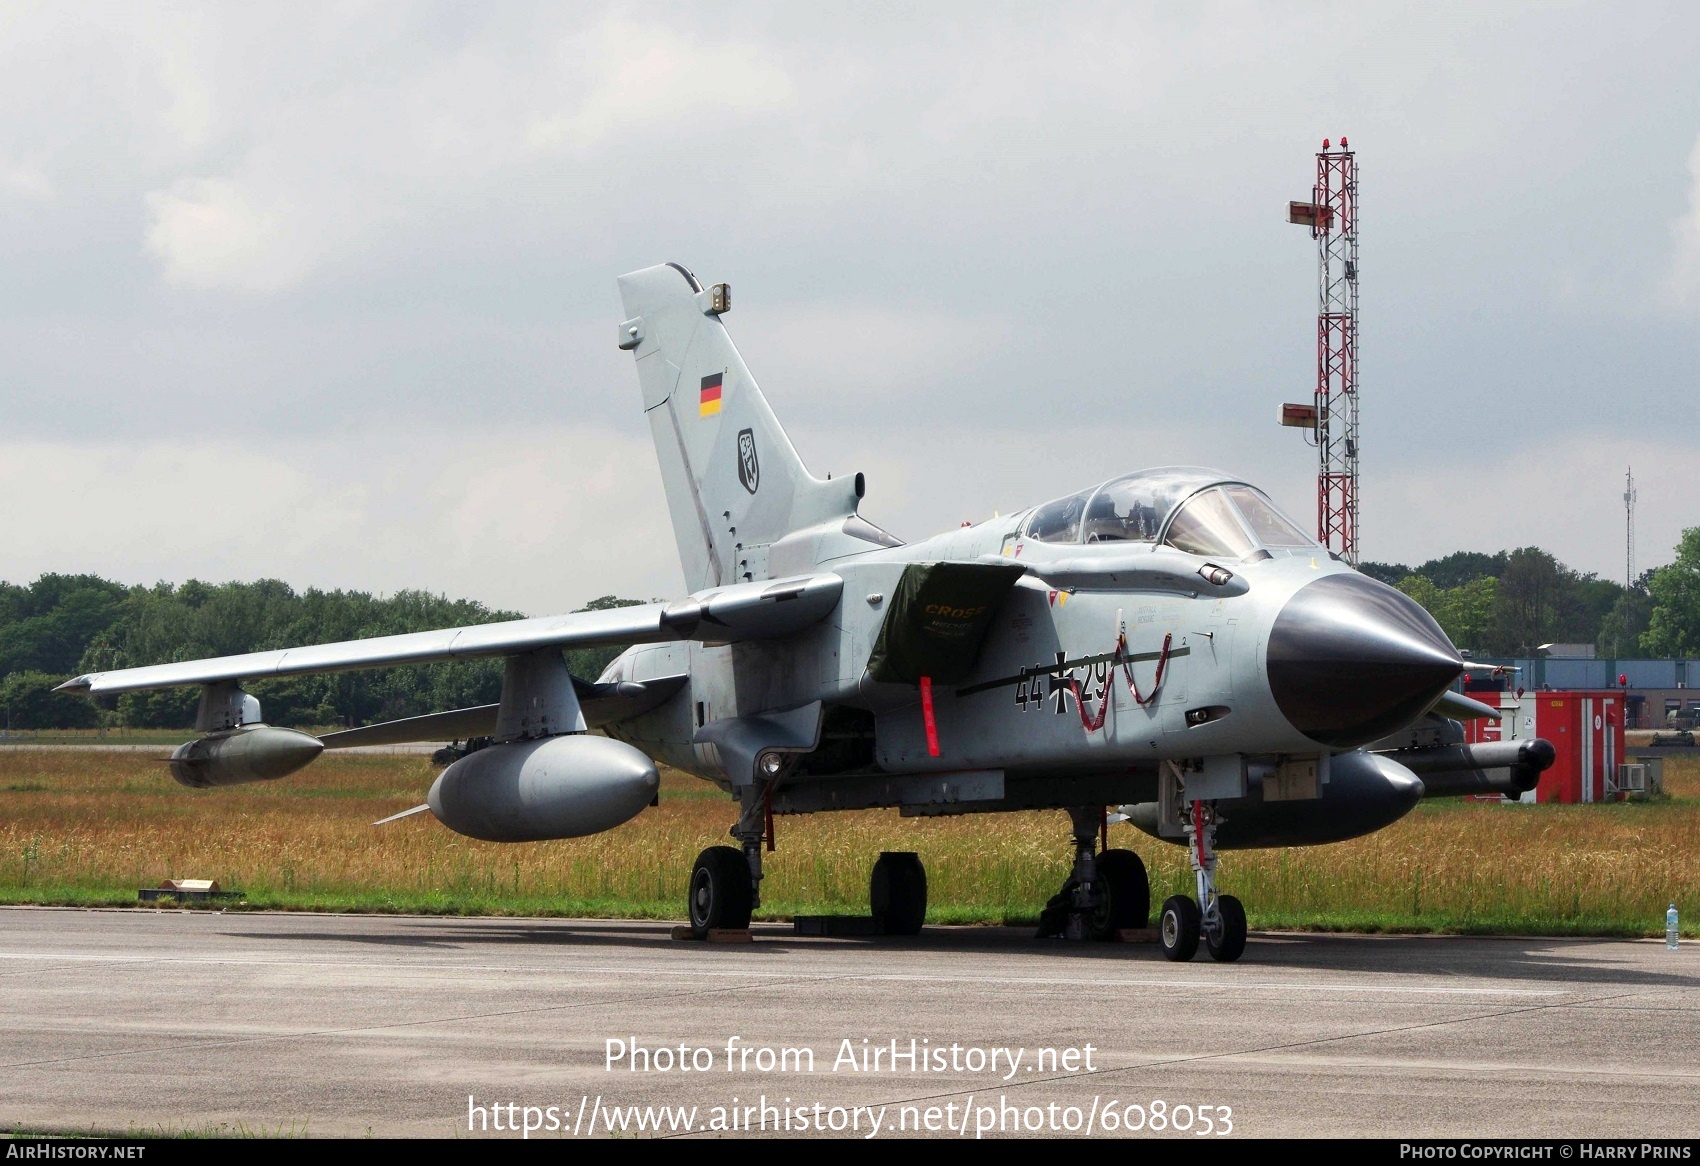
[[617, 263, 863, 590]]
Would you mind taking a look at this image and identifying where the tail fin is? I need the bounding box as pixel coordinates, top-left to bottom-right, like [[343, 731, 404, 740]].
[[617, 263, 862, 589]]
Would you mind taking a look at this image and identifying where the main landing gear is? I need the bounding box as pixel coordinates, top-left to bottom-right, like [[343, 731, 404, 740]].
[[685, 782, 1242, 959], [688, 776, 930, 938], [1158, 799, 1246, 962], [687, 779, 771, 937], [870, 851, 927, 936], [1037, 807, 1151, 941], [688, 845, 752, 933]]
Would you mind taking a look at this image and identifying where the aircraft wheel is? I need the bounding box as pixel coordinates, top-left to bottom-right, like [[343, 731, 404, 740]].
[[688, 846, 752, 936], [870, 851, 927, 936], [1159, 895, 1201, 962], [1206, 894, 1248, 962], [1088, 849, 1151, 940]]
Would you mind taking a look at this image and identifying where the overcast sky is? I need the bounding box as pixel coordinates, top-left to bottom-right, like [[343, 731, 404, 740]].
[[4, 3, 1699, 614]]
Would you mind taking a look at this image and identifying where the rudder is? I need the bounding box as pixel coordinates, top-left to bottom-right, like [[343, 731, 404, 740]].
[[617, 263, 861, 589]]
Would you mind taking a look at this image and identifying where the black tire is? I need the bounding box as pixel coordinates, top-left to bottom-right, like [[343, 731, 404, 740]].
[[870, 851, 927, 936], [688, 846, 752, 935], [1205, 894, 1247, 963], [1087, 849, 1151, 940], [1159, 894, 1201, 962]]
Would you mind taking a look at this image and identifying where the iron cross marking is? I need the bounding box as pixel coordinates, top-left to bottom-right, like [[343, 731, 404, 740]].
[[1049, 651, 1071, 715]]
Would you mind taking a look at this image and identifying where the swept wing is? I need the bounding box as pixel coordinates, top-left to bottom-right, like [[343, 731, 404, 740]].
[[56, 574, 841, 696]]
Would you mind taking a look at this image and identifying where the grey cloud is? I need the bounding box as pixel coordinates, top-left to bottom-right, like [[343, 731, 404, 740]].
[[3, 3, 1699, 602]]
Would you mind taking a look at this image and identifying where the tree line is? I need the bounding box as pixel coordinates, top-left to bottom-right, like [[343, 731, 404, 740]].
[[7, 528, 1700, 730], [1362, 526, 1700, 659], [0, 574, 642, 731]]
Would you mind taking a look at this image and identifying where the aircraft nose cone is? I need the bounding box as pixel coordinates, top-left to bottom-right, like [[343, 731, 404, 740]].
[[1267, 573, 1462, 748]]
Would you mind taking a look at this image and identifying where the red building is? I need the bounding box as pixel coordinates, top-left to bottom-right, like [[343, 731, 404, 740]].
[[1462, 689, 1624, 804]]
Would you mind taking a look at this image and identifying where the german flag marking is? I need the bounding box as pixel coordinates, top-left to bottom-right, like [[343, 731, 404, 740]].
[[699, 373, 723, 417]]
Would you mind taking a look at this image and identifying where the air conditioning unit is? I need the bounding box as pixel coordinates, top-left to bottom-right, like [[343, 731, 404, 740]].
[[1617, 764, 1647, 793]]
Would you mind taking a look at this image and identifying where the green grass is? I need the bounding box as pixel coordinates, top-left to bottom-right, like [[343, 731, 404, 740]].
[[10, 881, 1693, 940], [0, 747, 1695, 938]]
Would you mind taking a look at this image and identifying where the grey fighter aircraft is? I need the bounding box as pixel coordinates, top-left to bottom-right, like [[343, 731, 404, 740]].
[[58, 262, 1553, 962]]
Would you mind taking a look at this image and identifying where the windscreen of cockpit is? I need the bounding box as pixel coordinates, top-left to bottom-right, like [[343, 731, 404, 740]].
[[1163, 485, 1316, 558], [1221, 486, 1313, 547], [1164, 489, 1255, 557]]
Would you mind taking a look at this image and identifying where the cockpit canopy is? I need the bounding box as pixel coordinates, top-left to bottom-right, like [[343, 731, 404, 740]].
[[1021, 466, 1316, 559]]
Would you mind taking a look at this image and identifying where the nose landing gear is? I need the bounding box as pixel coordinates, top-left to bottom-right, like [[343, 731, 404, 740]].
[[1160, 798, 1247, 962]]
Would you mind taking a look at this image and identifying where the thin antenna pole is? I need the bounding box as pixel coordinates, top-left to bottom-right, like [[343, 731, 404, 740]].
[[1625, 466, 1636, 590], [1625, 466, 1637, 652]]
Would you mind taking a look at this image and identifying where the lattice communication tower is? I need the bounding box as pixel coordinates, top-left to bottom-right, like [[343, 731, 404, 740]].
[[1282, 138, 1360, 564]]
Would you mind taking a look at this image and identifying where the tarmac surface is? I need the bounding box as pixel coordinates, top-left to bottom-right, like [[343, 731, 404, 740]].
[[1, 907, 1695, 1139]]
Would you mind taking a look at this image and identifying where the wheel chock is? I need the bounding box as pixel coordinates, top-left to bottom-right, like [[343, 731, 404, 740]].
[[1114, 927, 1158, 943], [670, 925, 754, 943]]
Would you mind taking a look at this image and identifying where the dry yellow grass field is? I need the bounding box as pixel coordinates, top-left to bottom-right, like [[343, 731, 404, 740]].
[[0, 746, 1694, 935]]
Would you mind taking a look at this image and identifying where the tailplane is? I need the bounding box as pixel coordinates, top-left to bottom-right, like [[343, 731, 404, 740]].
[[617, 263, 863, 589]]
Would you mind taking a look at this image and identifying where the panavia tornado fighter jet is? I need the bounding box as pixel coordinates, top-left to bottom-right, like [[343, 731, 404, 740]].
[[58, 262, 1554, 962]]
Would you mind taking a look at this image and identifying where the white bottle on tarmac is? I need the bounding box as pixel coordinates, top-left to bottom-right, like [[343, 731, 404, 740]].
[[1669, 904, 1680, 950]]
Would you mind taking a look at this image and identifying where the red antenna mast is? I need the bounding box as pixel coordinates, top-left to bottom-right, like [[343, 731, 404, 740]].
[[1281, 137, 1360, 564]]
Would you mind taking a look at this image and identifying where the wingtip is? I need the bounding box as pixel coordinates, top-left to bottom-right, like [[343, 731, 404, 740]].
[[54, 676, 93, 694]]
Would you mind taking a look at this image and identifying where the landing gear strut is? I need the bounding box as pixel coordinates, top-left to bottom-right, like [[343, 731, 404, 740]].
[[1037, 807, 1150, 940], [688, 777, 773, 938], [1160, 798, 1246, 962]]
